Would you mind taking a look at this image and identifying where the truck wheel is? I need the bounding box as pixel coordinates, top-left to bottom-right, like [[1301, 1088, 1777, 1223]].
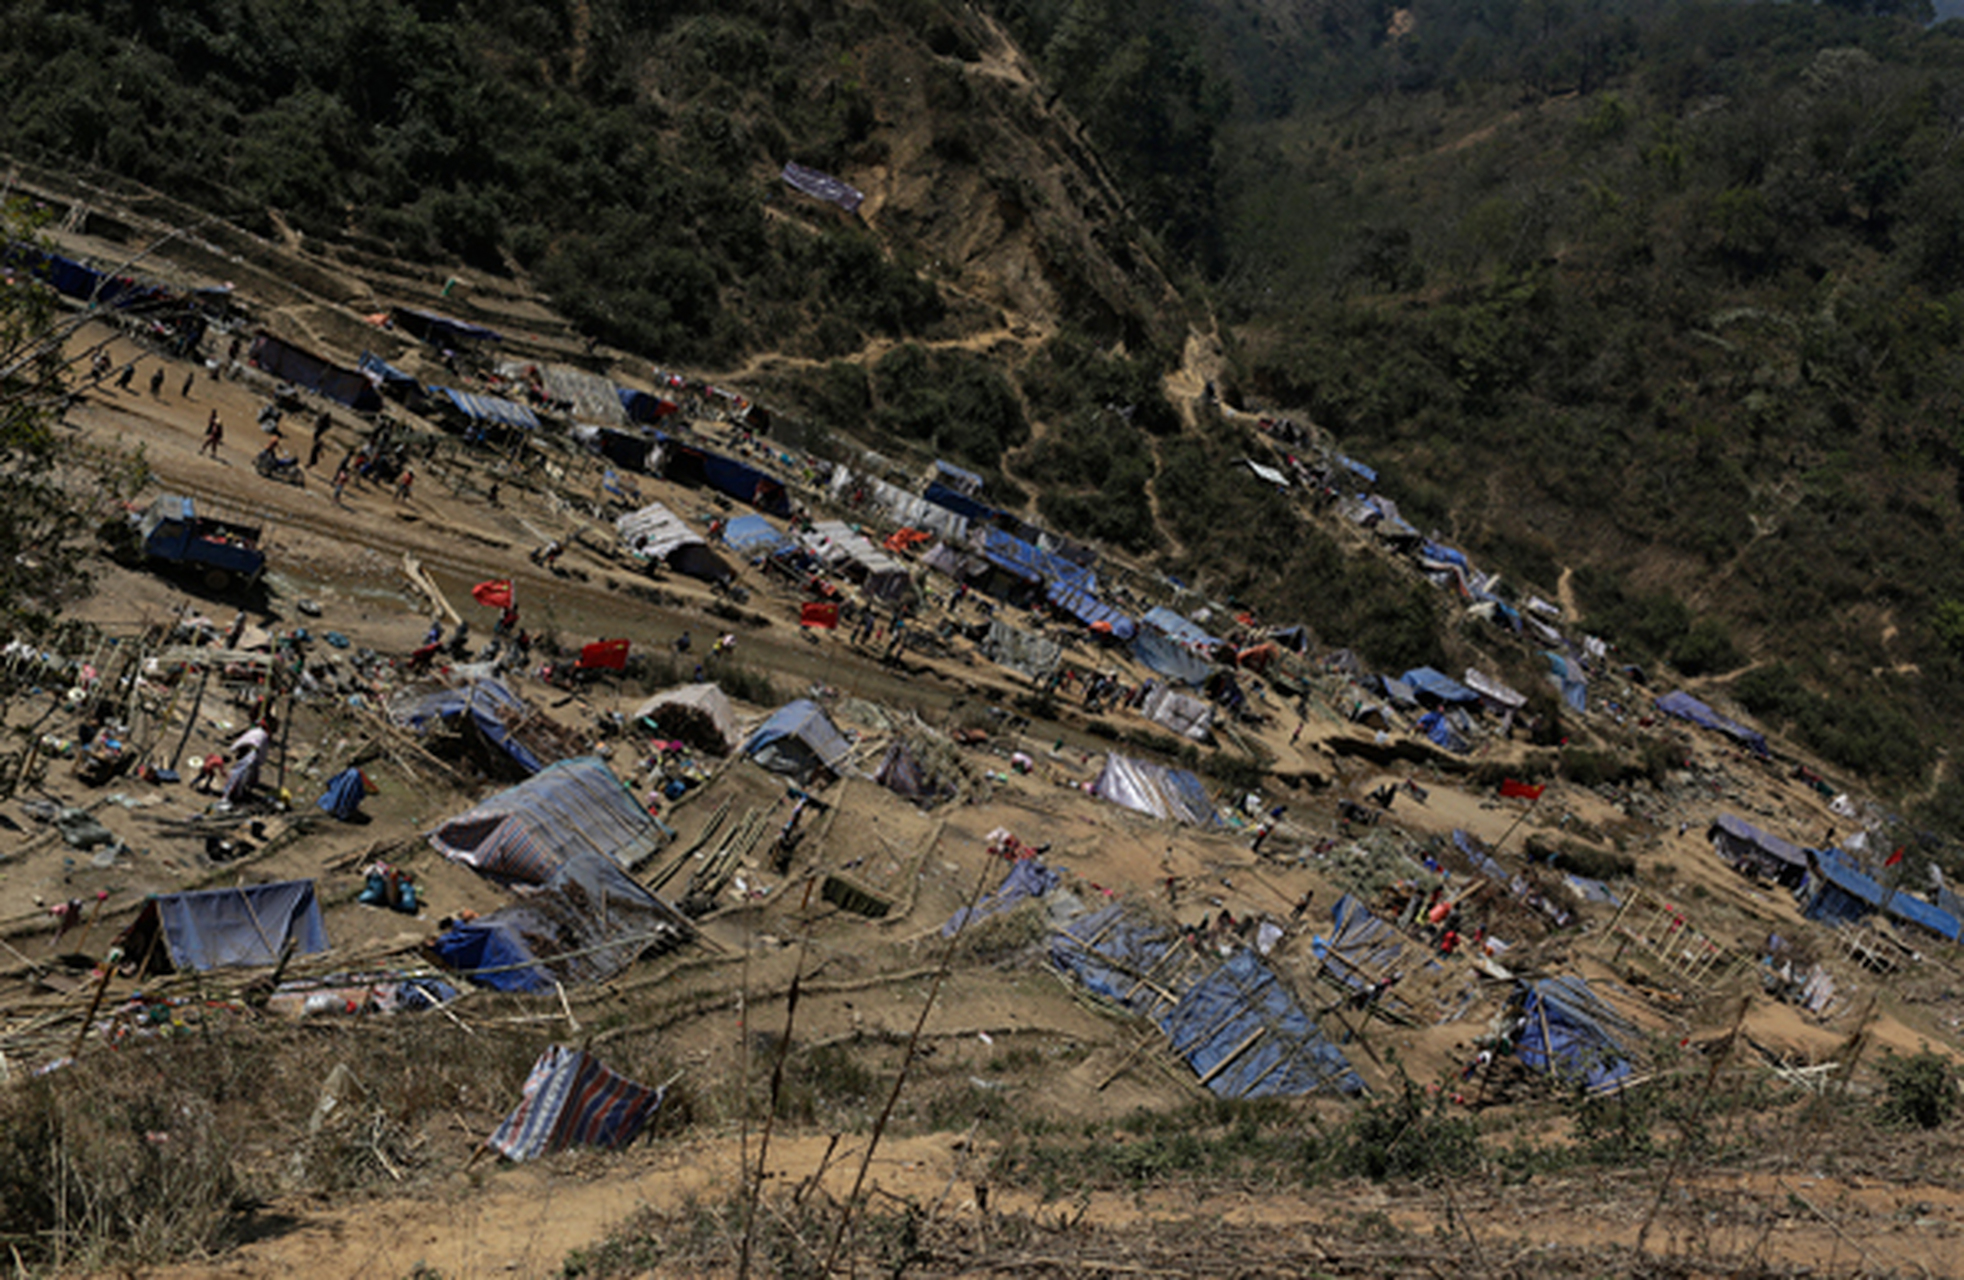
[[203, 568, 232, 592]]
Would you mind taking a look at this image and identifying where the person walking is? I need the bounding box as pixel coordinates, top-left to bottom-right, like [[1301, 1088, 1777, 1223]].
[[180, 369, 196, 397], [393, 467, 414, 502], [147, 366, 166, 397], [308, 411, 332, 468], [199, 410, 223, 458], [331, 464, 350, 505], [116, 363, 136, 391]]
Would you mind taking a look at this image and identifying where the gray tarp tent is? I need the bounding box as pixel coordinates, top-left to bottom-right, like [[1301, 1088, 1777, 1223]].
[[743, 700, 853, 780], [118, 880, 328, 974]]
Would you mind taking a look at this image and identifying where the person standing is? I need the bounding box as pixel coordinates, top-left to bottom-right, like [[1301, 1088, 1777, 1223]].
[[308, 412, 332, 469], [200, 410, 223, 458], [331, 464, 350, 505], [147, 366, 165, 396], [116, 363, 136, 391], [180, 369, 195, 397], [393, 467, 414, 502]]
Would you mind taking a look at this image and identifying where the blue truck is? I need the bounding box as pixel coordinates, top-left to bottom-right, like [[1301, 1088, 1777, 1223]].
[[129, 495, 267, 590]]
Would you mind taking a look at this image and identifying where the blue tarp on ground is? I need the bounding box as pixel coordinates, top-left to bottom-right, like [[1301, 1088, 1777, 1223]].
[[943, 859, 1061, 936], [1051, 905, 1366, 1097], [723, 514, 790, 555], [1655, 691, 1768, 756], [1095, 754, 1219, 826], [1131, 628, 1214, 686], [1418, 711, 1471, 753], [430, 385, 539, 431], [1337, 455, 1378, 483], [250, 334, 384, 411], [394, 678, 546, 776], [744, 699, 853, 778], [1310, 894, 1405, 992], [136, 880, 328, 972], [429, 852, 690, 993], [1804, 850, 1962, 941], [1402, 667, 1481, 704], [429, 757, 668, 883], [1516, 975, 1636, 1094]]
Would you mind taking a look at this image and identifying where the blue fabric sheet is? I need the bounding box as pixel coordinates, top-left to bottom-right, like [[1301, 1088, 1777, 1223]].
[[1516, 976, 1635, 1094], [943, 859, 1060, 936], [150, 880, 328, 971], [1655, 691, 1768, 755]]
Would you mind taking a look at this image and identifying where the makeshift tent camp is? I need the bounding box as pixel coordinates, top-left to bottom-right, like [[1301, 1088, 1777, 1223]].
[[1655, 691, 1768, 755], [803, 521, 914, 604], [1514, 975, 1637, 1094], [868, 479, 970, 541], [1094, 754, 1218, 826], [617, 502, 732, 582], [249, 334, 383, 411], [1141, 684, 1214, 742], [631, 683, 742, 755], [980, 619, 1062, 683], [723, 514, 790, 556], [486, 1045, 668, 1162], [118, 880, 328, 975], [743, 700, 853, 780], [428, 756, 671, 882], [1708, 815, 1809, 888], [1051, 904, 1365, 1097], [429, 385, 540, 432], [1046, 576, 1135, 639], [1802, 849, 1962, 941], [1311, 895, 1406, 993], [430, 852, 692, 993], [392, 677, 556, 777], [655, 437, 792, 516]]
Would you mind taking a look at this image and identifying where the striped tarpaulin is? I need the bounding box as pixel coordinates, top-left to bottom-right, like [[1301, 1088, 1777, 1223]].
[[486, 1045, 665, 1162]]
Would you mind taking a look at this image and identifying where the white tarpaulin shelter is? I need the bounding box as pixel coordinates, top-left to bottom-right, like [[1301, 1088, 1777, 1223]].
[[803, 520, 915, 603], [1141, 685, 1215, 742], [1464, 668, 1528, 711], [617, 502, 731, 582], [632, 683, 744, 755], [1095, 755, 1218, 826], [541, 363, 629, 427]]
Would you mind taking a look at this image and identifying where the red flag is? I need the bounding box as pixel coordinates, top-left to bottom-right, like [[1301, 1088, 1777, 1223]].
[[800, 601, 840, 629], [472, 579, 513, 609], [1885, 846, 1905, 868], [1500, 778, 1545, 801], [579, 638, 630, 671]]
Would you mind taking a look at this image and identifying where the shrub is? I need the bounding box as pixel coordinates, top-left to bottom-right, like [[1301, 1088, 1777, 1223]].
[[1877, 1047, 1958, 1131]]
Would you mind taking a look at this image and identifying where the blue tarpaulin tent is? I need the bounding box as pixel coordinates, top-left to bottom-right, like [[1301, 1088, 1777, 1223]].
[[943, 859, 1060, 936], [430, 386, 540, 431], [250, 334, 384, 411], [487, 1045, 668, 1162], [1132, 628, 1214, 685], [1418, 711, 1471, 753], [922, 481, 1001, 525], [744, 700, 853, 780], [1045, 576, 1136, 639], [1515, 975, 1636, 1094], [1655, 691, 1768, 755], [358, 350, 418, 392], [1094, 754, 1218, 826], [932, 459, 985, 494], [1418, 541, 1468, 569], [393, 678, 547, 776], [1140, 606, 1219, 649], [1803, 850, 1962, 941], [392, 306, 502, 346], [723, 514, 790, 555], [1311, 895, 1406, 992], [1545, 651, 1588, 713], [1051, 904, 1365, 1097], [658, 437, 792, 516], [121, 880, 328, 974], [1402, 667, 1481, 704], [1709, 814, 1809, 887], [618, 387, 679, 423], [430, 852, 691, 993]]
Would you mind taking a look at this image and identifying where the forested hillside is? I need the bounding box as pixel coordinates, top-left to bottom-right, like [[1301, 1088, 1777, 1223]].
[[11, 0, 1964, 822]]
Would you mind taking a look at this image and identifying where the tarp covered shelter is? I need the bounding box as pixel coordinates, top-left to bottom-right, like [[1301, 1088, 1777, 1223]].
[[249, 333, 383, 411], [874, 737, 954, 806], [943, 859, 1058, 935], [1655, 691, 1768, 756], [743, 699, 853, 780], [429, 851, 692, 993], [656, 438, 792, 516], [1094, 754, 1218, 826], [723, 514, 790, 556], [979, 619, 1062, 683], [1417, 710, 1471, 754], [119, 880, 328, 975], [1464, 668, 1527, 712], [922, 541, 984, 581], [391, 305, 502, 347], [1131, 627, 1213, 686], [1052, 904, 1365, 1098], [428, 757, 670, 883], [1140, 606, 1219, 650], [632, 683, 742, 756], [1708, 814, 1808, 888], [429, 385, 540, 432], [803, 521, 914, 604], [1803, 849, 1962, 941], [1046, 576, 1135, 639], [1310, 895, 1406, 993], [617, 502, 732, 582], [781, 161, 865, 213], [540, 363, 628, 426], [1141, 684, 1214, 742], [1546, 651, 1588, 713], [932, 458, 985, 494], [1401, 667, 1481, 705], [618, 386, 680, 423], [486, 1045, 668, 1162], [393, 677, 549, 777], [1514, 975, 1637, 1094], [358, 350, 419, 394]]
